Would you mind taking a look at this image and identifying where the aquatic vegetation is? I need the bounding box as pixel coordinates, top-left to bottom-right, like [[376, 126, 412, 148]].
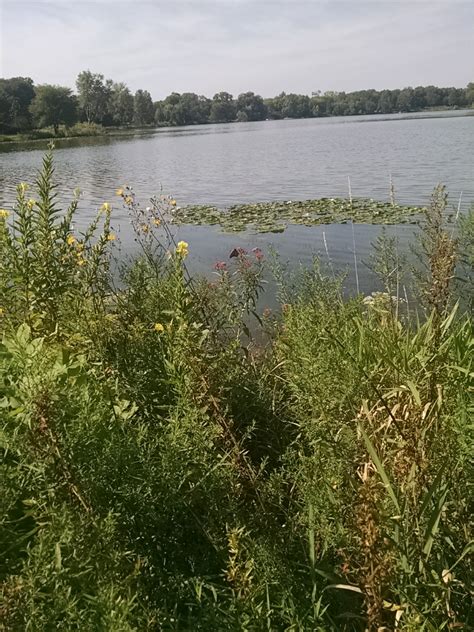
[[172, 197, 425, 233]]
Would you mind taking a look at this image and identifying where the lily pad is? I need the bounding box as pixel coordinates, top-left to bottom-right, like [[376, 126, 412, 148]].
[[171, 197, 424, 234]]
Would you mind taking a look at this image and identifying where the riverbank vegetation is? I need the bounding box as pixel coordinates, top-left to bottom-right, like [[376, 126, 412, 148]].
[[0, 150, 472, 630], [1, 73, 473, 139]]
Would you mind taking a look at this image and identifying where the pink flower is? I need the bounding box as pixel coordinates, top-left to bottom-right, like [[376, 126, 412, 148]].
[[252, 247, 264, 261], [214, 261, 227, 271]]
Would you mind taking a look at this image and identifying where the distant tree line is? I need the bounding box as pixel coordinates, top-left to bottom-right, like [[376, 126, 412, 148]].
[[1, 71, 473, 135]]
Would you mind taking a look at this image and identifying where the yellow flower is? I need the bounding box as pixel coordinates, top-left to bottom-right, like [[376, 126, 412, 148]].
[[175, 240, 189, 258], [170, 199, 177, 207], [107, 233, 116, 241], [76, 242, 84, 251], [141, 224, 149, 233], [0, 209, 9, 219], [100, 202, 111, 214], [77, 257, 86, 266], [124, 196, 133, 205], [154, 322, 164, 333], [115, 187, 124, 197], [19, 182, 29, 194], [27, 199, 36, 209], [0, 307, 4, 316], [67, 234, 76, 246], [153, 218, 161, 226]]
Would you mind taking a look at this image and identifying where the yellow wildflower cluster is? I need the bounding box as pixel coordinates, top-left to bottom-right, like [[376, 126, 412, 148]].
[[154, 323, 164, 333], [0, 307, 4, 317], [170, 199, 177, 207], [100, 202, 112, 214], [0, 209, 9, 219], [153, 218, 161, 227], [116, 187, 124, 197], [27, 199, 36, 209], [175, 241, 189, 258], [18, 182, 29, 194], [66, 234, 87, 266], [107, 233, 116, 241]]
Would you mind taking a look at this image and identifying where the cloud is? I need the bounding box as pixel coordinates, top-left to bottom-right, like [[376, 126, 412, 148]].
[[1, 0, 472, 98]]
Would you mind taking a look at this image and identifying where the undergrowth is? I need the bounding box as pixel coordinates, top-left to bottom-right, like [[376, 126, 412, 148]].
[[0, 148, 472, 631]]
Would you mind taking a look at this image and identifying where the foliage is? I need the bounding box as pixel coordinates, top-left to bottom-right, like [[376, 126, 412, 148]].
[[172, 197, 424, 233], [3, 73, 472, 138], [0, 151, 472, 630], [29, 85, 77, 134], [0, 77, 35, 133], [133, 89, 155, 126]]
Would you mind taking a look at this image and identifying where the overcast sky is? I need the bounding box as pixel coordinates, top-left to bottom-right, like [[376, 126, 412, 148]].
[[1, 0, 472, 99]]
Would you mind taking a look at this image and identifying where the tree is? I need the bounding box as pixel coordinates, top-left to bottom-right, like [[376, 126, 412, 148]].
[[397, 87, 415, 112], [109, 82, 134, 126], [30, 85, 77, 134], [133, 90, 154, 126], [76, 71, 110, 124], [210, 92, 235, 123], [467, 82, 474, 107], [0, 77, 35, 132], [236, 92, 267, 121]]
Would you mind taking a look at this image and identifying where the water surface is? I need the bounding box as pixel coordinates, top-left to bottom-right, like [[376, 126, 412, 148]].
[[1, 111, 472, 291]]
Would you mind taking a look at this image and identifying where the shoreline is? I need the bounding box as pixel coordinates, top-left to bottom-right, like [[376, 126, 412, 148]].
[[1, 107, 472, 147]]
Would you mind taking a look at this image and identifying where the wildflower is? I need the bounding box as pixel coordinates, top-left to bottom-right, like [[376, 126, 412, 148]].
[[175, 240, 189, 258], [170, 199, 177, 207], [115, 187, 124, 197], [0, 307, 4, 316], [67, 235, 76, 246], [100, 202, 112, 214], [107, 233, 116, 241], [153, 218, 161, 226], [76, 242, 84, 251], [27, 199, 36, 209], [154, 322, 164, 333], [252, 247, 264, 261], [141, 224, 149, 233], [19, 182, 29, 194], [77, 257, 86, 266], [124, 195, 134, 205], [0, 209, 9, 219], [214, 261, 227, 271]]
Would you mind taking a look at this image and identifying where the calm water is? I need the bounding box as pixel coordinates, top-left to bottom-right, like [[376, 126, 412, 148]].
[[1, 110, 473, 292]]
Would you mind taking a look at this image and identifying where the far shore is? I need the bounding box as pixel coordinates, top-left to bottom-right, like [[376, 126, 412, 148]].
[[1, 106, 472, 147]]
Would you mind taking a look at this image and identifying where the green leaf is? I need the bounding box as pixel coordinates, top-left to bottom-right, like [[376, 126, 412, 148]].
[[359, 424, 400, 513]]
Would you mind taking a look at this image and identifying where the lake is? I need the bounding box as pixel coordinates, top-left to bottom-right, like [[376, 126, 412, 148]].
[[1, 110, 473, 294]]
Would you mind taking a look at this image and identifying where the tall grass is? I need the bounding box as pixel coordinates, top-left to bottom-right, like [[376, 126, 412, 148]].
[[0, 150, 472, 630]]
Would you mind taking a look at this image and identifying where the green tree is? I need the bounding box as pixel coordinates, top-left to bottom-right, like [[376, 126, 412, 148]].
[[0, 77, 35, 132], [109, 82, 134, 125], [210, 92, 235, 123], [75, 71, 111, 124], [466, 82, 474, 107], [397, 87, 415, 112], [236, 92, 267, 121], [29, 84, 78, 134], [133, 89, 154, 125]]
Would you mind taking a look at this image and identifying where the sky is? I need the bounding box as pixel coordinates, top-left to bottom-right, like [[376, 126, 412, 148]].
[[0, 0, 472, 99]]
